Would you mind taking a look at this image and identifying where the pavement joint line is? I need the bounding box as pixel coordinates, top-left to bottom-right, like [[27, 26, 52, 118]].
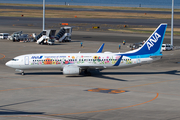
[[0, 93, 159, 117], [0, 53, 5, 59], [118, 78, 180, 90]]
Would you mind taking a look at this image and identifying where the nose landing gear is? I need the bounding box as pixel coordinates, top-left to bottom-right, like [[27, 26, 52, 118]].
[[15, 69, 25, 76], [22, 71, 25, 76]]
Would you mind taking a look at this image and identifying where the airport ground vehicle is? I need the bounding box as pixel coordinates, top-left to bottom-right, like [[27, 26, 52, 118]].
[[43, 39, 55, 45], [36, 30, 56, 45], [7, 31, 28, 42], [55, 27, 72, 42], [129, 42, 144, 50], [162, 44, 173, 51], [0, 33, 9, 39], [6, 23, 167, 76]]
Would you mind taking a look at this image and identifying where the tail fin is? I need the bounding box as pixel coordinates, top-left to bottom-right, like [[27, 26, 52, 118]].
[[126, 23, 167, 56]]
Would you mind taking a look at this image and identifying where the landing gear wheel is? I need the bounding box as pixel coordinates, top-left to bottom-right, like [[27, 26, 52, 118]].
[[22, 72, 25, 76]]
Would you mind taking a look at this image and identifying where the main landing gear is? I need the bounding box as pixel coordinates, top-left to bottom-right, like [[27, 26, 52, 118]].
[[84, 69, 91, 76]]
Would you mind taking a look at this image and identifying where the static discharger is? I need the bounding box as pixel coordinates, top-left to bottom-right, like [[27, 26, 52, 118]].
[[87, 88, 127, 94]]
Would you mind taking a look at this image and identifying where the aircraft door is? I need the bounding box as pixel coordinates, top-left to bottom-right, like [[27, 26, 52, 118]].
[[25, 56, 29, 65], [137, 55, 141, 64]]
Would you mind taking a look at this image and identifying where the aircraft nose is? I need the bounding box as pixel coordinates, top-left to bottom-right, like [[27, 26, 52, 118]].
[[5, 61, 12, 67]]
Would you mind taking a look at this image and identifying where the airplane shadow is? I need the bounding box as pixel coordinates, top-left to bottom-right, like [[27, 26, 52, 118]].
[[15, 72, 63, 75], [0, 100, 44, 115], [100, 70, 180, 76], [0, 110, 44, 115], [67, 70, 180, 81], [15, 70, 180, 82], [66, 74, 128, 81]]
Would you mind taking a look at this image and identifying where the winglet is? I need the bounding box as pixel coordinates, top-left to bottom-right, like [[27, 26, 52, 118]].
[[113, 55, 123, 66], [97, 43, 105, 53]]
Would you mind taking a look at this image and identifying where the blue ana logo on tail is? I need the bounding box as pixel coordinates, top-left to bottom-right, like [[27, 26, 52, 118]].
[[147, 32, 161, 50]]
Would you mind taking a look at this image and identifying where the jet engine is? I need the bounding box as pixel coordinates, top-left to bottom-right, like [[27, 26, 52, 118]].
[[63, 66, 80, 75]]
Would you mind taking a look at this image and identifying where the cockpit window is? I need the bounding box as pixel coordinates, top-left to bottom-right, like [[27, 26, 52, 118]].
[[12, 59, 19, 61]]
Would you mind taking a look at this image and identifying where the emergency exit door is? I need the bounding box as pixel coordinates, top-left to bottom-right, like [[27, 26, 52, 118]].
[[25, 56, 29, 65]]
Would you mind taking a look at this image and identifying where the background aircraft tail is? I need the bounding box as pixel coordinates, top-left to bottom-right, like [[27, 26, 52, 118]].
[[126, 23, 167, 56]]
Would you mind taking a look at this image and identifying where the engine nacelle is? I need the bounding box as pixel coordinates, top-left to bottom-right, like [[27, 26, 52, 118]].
[[63, 66, 80, 75]]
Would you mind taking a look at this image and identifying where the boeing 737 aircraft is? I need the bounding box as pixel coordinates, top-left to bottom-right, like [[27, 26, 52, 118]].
[[6, 23, 167, 75]]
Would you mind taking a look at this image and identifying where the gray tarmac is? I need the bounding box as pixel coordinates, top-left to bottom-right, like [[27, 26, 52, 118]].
[[0, 28, 180, 120]]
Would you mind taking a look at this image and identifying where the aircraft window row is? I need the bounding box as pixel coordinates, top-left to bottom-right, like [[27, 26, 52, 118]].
[[32, 59, 120, 62], [79, 59, 117, 61], [12, 59, 19, 61], [33, 59, 64, 62], [122, 59, 131, 61], [68, 59, 77, 61]]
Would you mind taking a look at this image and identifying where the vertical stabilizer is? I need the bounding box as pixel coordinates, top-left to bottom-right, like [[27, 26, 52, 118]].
[[126, 23, 167, 56]]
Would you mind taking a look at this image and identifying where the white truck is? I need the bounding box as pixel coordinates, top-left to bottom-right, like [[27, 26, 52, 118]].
[[41, 37, 55, 45], [8, 31, 28, 42], [0, 33, 9, 39], [162, 44, 173, 51]]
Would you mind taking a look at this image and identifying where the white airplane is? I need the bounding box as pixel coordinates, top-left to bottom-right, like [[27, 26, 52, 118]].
[[6, 23, 167, 75]]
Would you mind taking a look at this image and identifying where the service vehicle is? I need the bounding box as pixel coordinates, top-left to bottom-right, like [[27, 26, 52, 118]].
[[162, 44, 173, 51], [0, 33, 9, 39]]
